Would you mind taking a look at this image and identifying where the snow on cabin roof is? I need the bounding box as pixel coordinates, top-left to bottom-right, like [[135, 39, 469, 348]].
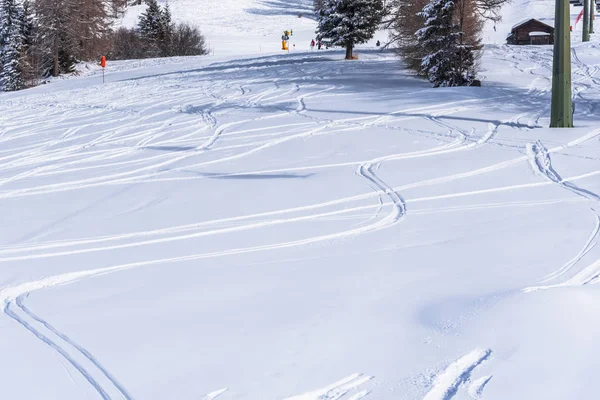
[[512, 18, 535, 29], [529, 31, 551, 36], [512, 18, 553, 30]]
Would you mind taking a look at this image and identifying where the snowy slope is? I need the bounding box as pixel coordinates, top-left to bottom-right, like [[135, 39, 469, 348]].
[[118, 0, 385, 56], [119, 0, 320, 55], [2, 1, 600, 400]]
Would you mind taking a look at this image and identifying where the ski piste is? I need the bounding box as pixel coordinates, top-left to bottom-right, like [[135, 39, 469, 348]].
[[1, 0, 600, 399]]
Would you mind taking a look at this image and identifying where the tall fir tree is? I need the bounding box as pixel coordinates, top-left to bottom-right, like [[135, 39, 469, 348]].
[[416, 0, 475, 87], [19, 0, 36, 85], [158, 3, 173, 56], [316, 0, 383, 59], [0, 0, 26, 91], [138, 0, 162, 40], [138, 0, 174, 57]]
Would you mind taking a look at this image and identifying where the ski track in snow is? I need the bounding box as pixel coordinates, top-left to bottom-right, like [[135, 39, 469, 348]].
[[467, 376, 492, 400], [3, 301, 123, 400], [524, 140, 600, 292], [423, 349, 492, 400], [356, 162, 406, 228], [202, 388, 228, 400], [2, 127, 598, 263], [284, 373, 373, 400], [9, 295, 133, 400]]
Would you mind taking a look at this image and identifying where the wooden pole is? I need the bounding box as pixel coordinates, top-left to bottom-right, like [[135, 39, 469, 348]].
[[591, 0, 595, 33], [550, 0, 573, 127], [584, 0, 590, 41]]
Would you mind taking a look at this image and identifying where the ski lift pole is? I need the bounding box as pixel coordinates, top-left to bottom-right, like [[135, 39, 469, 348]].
[[584, 0, 590, 41], [591, 0, 595, 33], [550, 0, 573, 128]]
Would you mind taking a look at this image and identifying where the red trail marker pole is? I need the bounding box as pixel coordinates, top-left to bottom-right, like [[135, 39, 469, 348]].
[[100, 56, 107, 84]]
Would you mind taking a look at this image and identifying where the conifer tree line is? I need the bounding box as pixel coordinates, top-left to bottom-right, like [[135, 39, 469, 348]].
[[315, 0, 507, 87], [0, 0, 206, 92]]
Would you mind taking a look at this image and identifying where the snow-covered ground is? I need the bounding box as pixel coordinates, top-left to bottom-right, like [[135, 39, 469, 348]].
[[119, 0, 326, 55], [2, 1, 600, 399]]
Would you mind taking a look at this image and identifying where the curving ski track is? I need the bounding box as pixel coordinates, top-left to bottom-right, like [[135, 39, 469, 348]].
[[525, 140, 600, 292]]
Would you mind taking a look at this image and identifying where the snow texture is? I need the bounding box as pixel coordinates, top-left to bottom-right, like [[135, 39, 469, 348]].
[[1, 0, 600, 399]]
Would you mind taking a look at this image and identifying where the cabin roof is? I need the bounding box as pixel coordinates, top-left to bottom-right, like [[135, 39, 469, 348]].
[[512, 18, 554, 31]]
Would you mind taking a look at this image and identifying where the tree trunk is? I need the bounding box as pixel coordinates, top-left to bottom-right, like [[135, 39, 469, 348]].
[[53, 38, 59, 77], [345, 41, 354, 59], [459, 2, 464, 84]]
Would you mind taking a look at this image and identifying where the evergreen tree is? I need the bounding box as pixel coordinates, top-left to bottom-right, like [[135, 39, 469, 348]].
[[138, 0, 162, 40], [138, 0, 174, 57], [0, 0, 26, 91], [20, 0, 35, 51], [157, 3, 173, 56], [19, 0, 39, 86], [316, 0, 383, 60], [416, 0, 475, 87], [138, 0, 162, 55]]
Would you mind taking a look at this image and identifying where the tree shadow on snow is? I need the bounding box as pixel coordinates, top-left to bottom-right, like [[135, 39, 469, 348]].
[[141, 145, 197, 152], [182, 171, 315, 180], [120, 55, 334, 83], [118, 48, 600, 128]]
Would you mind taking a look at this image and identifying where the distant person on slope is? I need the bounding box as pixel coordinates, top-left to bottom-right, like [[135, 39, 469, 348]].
[[311, 39, 315, 50], [376, 40, 381, 47]]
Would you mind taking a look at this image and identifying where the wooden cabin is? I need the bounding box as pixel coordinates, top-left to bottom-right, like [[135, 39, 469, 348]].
[[507, 19, 554, 45]]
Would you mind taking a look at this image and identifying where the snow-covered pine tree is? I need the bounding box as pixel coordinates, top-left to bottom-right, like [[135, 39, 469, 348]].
[[0, 2, 4, 89], [17, 0, 35, 86], [138, 0, 162, 40], [138, 0, 174, 57], [18, 0, 39, 86], [0, 0, 26, 91], [316, 0, 384, 60], [416, 0, 476, 87], [138, 0, 163, 56], [20, 0, 35, 53], [158, 3, 174, 56]]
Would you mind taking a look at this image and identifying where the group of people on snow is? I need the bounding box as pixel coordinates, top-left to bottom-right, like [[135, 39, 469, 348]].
[[310, 39, 324, 50]]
